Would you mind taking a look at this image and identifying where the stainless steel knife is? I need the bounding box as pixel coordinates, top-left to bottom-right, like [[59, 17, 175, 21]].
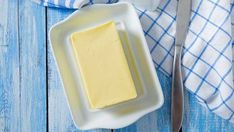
[[171, 0, 191, 131]]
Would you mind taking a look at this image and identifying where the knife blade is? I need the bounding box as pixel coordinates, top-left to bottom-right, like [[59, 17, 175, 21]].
[[171, 0, 191, 131]]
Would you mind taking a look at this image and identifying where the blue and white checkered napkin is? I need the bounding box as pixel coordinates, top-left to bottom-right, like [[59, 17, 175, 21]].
[[34, 0, 234, 123]]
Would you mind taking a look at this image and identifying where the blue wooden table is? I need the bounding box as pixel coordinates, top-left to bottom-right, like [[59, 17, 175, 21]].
[[1, 0, 234, 131]]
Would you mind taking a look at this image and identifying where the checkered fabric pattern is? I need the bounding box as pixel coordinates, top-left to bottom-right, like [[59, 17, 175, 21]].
[[34, 0, 234, 123]]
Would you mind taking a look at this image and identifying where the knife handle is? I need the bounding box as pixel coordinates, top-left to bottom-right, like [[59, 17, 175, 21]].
[[171, 46, 184, 132]]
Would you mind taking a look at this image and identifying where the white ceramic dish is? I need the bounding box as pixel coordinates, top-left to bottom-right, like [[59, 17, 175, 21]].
[[49, 2, 164, 130]]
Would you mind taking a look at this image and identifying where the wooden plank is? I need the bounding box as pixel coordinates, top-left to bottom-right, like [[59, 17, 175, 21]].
[[18, 0, 47, 131], [0, 0, 20, 131], [46, 7, 111, 132], [183, 91, 234, 131], [115, 70, 172, 132]]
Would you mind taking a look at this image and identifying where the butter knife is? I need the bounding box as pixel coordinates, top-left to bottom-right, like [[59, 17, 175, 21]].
[[171, 0, 191, 131]]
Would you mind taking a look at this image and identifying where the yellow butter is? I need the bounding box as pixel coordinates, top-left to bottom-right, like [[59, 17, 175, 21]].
[[70, 21, 137, 109]]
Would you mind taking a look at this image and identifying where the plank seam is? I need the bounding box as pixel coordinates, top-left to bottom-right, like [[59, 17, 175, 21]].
[[45, 7, 49, 132], [17, 0, 22, 131]]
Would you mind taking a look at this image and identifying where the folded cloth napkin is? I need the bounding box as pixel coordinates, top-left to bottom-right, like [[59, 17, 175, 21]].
[[34, 0, 234, 123]]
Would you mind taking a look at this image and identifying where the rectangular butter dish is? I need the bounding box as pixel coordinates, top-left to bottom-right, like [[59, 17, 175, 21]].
[[49, 2, 164, 130]]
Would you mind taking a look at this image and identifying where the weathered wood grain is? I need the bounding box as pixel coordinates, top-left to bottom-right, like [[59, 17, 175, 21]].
[[18, 0, 47, 131], [115, 70, 172, 132], [183, 91, 234, 131], [0, 0, 20, 131], [0, 0, 47, 131], [46, 7, 111, 132]]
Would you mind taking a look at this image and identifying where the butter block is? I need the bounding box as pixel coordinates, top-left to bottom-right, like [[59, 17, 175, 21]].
[[70, 21, 137, 109]]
